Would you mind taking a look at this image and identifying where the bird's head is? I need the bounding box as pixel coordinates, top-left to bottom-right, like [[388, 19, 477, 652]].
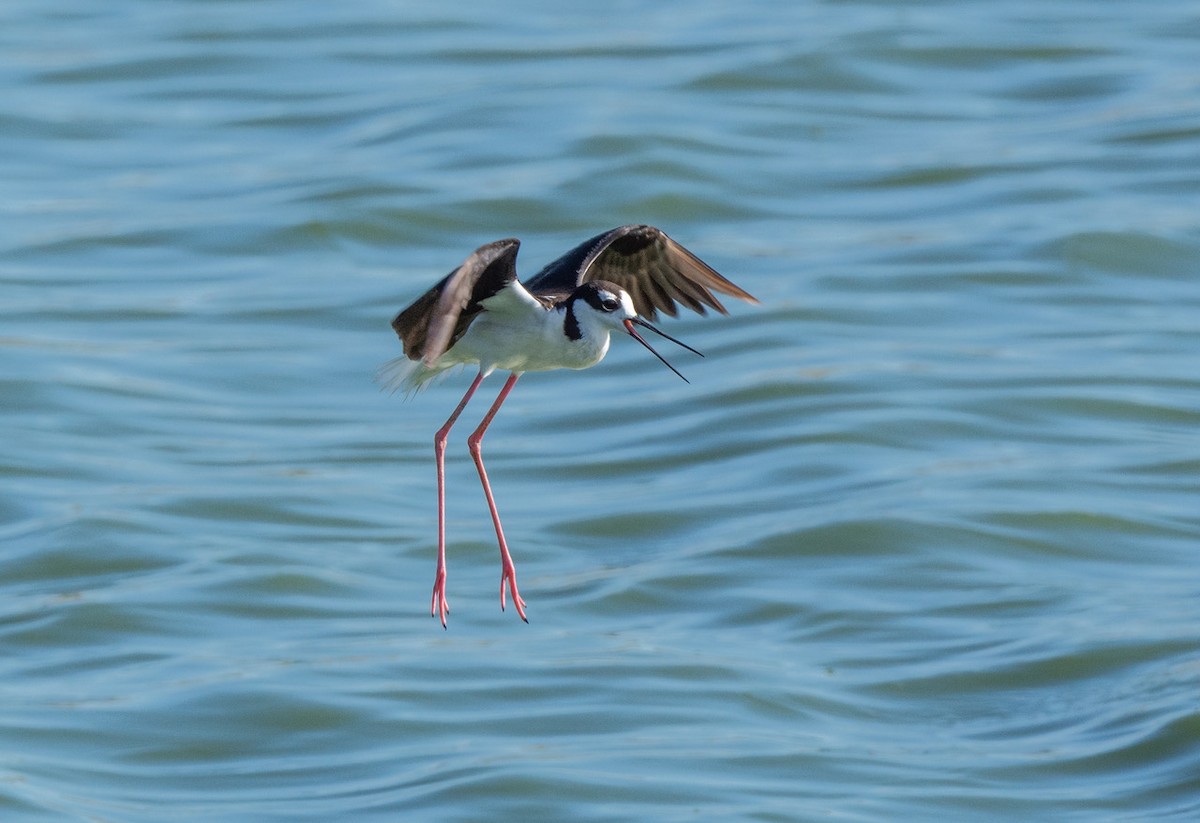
[[570, 281, 703, 382]]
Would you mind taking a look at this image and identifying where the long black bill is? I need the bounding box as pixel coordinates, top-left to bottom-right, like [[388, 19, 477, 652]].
[[630, 317, 705, 357], [623, 318, 701, 383]]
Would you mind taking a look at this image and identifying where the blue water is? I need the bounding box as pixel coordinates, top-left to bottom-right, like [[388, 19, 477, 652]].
[[3, 1, 1200, 820]]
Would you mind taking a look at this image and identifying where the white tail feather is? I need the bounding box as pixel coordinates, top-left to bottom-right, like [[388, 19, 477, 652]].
[[375, 356, 461, 397]]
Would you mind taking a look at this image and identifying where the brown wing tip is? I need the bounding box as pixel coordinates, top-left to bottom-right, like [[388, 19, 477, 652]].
[[663, 233, 759, 308]]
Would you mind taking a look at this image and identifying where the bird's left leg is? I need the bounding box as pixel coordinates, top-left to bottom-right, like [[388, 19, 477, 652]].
[[431, 369, 487, 628]]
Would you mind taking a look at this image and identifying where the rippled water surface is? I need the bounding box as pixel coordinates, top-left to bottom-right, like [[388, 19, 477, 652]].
[[4, 1, 1200, 820]]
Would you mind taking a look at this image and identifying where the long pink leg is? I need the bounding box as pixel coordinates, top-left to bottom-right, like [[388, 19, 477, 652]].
[[467, 372, 528, 622], [431, 369, 487, 628]]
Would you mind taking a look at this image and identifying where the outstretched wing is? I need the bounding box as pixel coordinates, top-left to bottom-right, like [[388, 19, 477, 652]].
[[391, 238, 520, 366], [523, 224, 757, 320]]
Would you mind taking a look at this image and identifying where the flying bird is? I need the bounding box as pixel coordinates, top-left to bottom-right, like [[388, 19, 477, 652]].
[[387, 224, 757, 627]]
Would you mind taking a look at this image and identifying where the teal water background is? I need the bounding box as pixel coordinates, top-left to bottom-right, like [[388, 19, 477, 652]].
[[3, 1, 1200, 820]]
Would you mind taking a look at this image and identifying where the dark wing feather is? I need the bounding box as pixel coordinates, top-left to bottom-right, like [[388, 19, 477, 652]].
[[524, 225, 756, 321], [391, 238, 520, 366], [521, 232, 601, 296]]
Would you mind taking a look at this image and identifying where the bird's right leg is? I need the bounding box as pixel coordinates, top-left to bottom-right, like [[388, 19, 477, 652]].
[[432, 369, 487, 628], [467, 372, 527, 623]]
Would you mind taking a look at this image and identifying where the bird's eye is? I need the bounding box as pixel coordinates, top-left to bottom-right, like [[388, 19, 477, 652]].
[[601, 298, 619, 311]]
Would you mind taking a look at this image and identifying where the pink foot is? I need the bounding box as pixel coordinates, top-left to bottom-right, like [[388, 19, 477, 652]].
[[500, 562, 528, 623], [431, 571, 449, 629]]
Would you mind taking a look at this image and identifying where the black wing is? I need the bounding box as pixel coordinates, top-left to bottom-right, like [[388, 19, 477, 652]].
[[391, 238, 520, 366], [523, 224, 757, 320]]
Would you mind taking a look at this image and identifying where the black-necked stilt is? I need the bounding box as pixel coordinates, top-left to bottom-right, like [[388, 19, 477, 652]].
[[386, 224, 757, 627]]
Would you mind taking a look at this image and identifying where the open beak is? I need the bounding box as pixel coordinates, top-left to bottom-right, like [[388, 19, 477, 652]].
[[623, 318, 704, 383]]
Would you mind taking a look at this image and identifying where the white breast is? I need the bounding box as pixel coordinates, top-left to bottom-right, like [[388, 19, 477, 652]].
[[440, 305, 612, 374]]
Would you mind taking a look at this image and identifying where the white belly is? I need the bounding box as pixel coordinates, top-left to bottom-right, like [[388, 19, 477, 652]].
[[441, 310, 611, 373]]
